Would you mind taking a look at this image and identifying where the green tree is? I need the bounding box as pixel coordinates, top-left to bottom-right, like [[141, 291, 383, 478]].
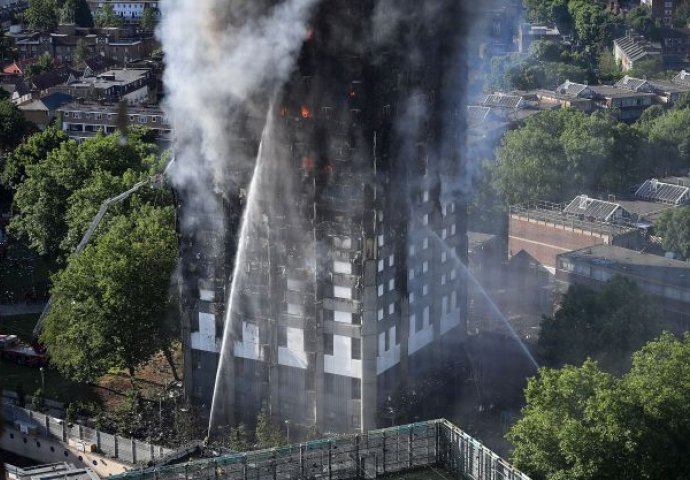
[[31, 387, 46, 412], [23, 0, 58, 31], [597, 48, 621, 83], [626, 6, 661, 40], [72, 38, 90, 64], [674, 0, 690, 28], [636, 106, 690, 174], [509, 333, 690, 480], [25, 53, 54, 78], [540, 276, 657, 373], [0, 99, 29, 154], [654, 207, 690, 260], [9, 132, 155, 257], [40, 204, 177, 382], [627, 56, 663, 79], [1, 127, 68, 189], [254, 404, 287, 449], [226, 423, 250, 451], [493, 109, 640, 204], [139, 6, 158, 31], [95, 3, 123, 28], [529, 40, 562, 62], [59, 0, 93, 27]]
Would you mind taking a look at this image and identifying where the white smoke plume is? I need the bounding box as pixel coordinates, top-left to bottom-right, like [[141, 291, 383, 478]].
[[160, 0, 321, 218]]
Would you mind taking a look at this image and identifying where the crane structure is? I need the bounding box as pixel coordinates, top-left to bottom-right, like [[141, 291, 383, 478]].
[[31, 173, 166, 343]]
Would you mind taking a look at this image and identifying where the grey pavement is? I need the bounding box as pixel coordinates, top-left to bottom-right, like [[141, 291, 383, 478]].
[[0, 303, 46, 316]]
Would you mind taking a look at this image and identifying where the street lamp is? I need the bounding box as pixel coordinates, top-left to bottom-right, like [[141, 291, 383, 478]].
[[39, 367, 45, 391], [284, 419, 291, 443]]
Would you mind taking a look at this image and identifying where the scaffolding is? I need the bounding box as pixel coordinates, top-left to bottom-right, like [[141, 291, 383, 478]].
[[109, 419, 530, 480]]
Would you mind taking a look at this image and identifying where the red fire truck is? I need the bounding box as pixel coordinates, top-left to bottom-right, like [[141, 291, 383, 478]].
[[0, 334, 48, 367]]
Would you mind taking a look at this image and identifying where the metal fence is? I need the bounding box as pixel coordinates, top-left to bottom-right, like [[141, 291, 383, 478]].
[[2, 403, 172, 465], [109, 419, 531, 480]]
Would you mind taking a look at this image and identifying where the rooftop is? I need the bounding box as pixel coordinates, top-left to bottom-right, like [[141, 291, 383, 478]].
[[555, 80, 591, 98], [560, 244, 690, 289], [614, 34, 663, 62], [614, 75, 653, 92], [563, 195, 627, 222], [481, 92, 524, 108], [674, 69, 690, 86], [58, 101, 164, 116], [589, 84, 656, 99], [635, 178, 690, 205]]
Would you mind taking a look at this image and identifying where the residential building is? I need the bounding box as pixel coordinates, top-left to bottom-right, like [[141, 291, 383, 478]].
[[182, 1, 469, 435], [51, 68, 150, 104], [509, 200, 650, 271], [556, 244, 690, 332], [57, 101, 171, 145], [641, 0, 682, 26], [17, 92, 73, 129], [613, 34, 663, 71], [615, 74, 690, 104], [517, 23, 561, 53], [87, 0, 160, 23]]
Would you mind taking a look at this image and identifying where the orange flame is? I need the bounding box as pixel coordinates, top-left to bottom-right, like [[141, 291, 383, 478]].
[[301, 105, 311, 119]]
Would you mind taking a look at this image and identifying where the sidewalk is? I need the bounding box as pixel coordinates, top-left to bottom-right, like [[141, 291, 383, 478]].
[[0, 303, 46, 316]]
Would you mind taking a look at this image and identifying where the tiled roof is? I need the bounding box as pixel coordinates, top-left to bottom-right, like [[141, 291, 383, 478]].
[[481, 93, 523, 108], [614, 75, 653, 92], [31, 67, 78, 91], [635, 179, 690, 205], [467, 105, 490, 124], [555, 80, 590, 98], [563, 195, 627, 222], [614, 34, 662, 62]]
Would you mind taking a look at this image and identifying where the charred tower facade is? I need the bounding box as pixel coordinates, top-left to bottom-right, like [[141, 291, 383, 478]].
[[181, 0, 470, 435]]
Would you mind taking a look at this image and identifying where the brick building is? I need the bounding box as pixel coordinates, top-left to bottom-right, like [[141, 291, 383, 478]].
[[556, 244, 690, 332]]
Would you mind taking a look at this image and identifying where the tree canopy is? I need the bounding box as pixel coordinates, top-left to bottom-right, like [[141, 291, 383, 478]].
[[654, 207, 690, 260], [539, 276, 658, 373], [40, 204, 177, 381], [9, 130, 159, 258], [1, 127, 67, 188], [493, 109, 641, 205], [509, 333, 690, 480], [23, 0, 59, 31], [95, 3, 123, 28], [139, 6, 158, 31], [0, 99, 31, 154]]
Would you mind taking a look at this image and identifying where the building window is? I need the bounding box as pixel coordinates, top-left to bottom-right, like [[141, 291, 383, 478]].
[[378, 260, 384, 272], [423, 238, 429, 249], [351, 378, 361, 399], [409, 292, 415, 304], [423, 284, 429, 296], [388, 254, 394, 267], [388, 278, 394, 291], [278, 326, 287, 347], [451, 224, 456, 236], [378, 284, 384, 297], [422, 214, 429, 225], [409, 269, 415, 280], [442, 228, 447, 239], [324, 334, 334, 355], [423, 261, 429, 273], [388, 303, 394, 315], [378, 308, 384, 321], [351, 337, 361, 360], [410, 313, 418, 333], [441, 252, 447, 263], [423, 190, 429, 202], [409, 245, 415, 256], [377, 234, 384, 247], [423, 306, 430, 327], [441, 274, 446, 285], [138, 115, 147, 123], [450, 269, 456, 280]]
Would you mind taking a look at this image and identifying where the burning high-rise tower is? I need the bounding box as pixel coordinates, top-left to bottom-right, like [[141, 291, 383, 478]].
[[169, 0, 471, 435]]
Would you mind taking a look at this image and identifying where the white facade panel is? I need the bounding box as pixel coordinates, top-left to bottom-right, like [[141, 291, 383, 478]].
[[234, 322, 263, 361], [324, 335, 362, 378], [278, 327, 308, 369], [190, 312, 220, 353]]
